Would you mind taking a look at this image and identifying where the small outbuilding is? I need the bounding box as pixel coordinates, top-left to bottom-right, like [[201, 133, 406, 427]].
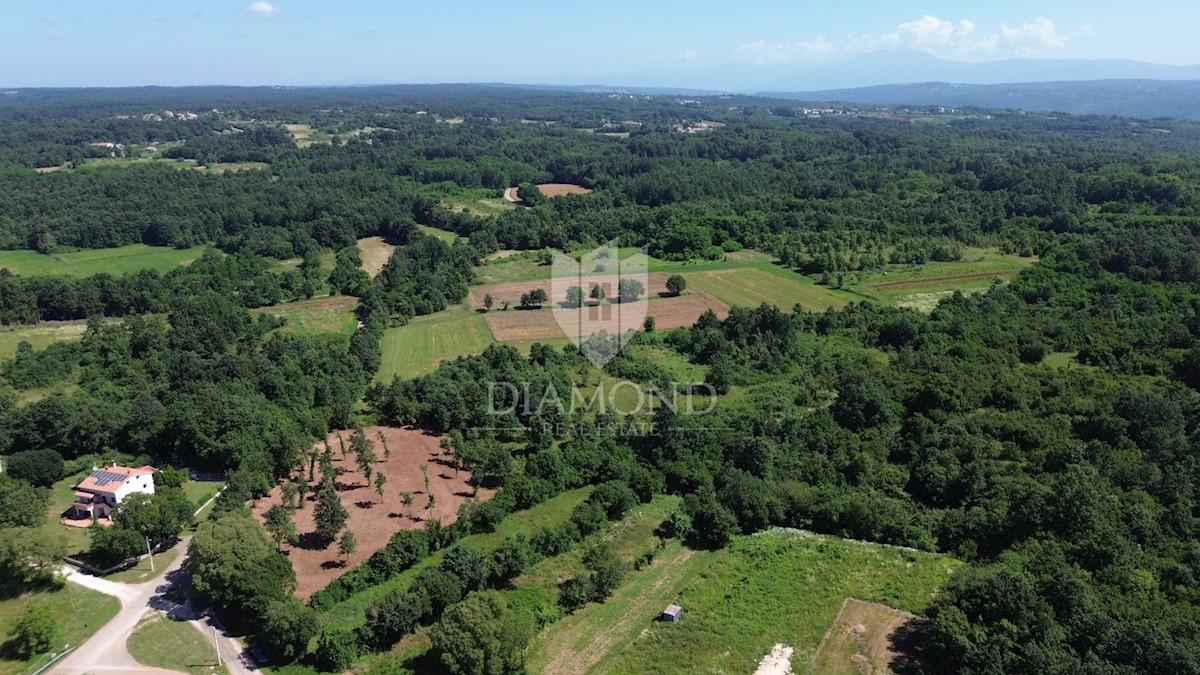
[[661, 604, 682, 623]]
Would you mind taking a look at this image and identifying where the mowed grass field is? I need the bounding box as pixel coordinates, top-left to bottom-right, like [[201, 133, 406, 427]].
[[685, 266, 855, 312], [528, 530, 961, 675], [0, 584, 120, 675], [375, 305, 494, 382], [0, 244, 207, 277]]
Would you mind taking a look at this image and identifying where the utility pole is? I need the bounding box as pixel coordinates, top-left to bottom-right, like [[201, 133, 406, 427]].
[[146, 536, 154, 573], [213, 626, 221, 667]]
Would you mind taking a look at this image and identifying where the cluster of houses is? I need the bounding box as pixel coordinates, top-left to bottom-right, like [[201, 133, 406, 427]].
[[673, 122, 713, 134]]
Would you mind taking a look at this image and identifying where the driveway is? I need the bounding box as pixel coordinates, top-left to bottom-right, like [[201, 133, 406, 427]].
[[51, 537, 259, 675]]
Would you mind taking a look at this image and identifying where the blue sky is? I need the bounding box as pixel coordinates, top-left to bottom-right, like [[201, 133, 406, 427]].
[[1, 1, 1197, 87]]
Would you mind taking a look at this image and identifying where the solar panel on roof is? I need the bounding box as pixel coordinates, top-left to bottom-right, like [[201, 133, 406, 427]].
[[91, 470, 127, 486]]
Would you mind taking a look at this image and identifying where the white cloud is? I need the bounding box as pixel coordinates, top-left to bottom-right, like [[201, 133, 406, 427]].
[[999, 18, 1068, 55], [678, 49, 698, 62], [734, 15, 1082, 64], [734, 36, 839, 65], [238, 2, 282, 19]]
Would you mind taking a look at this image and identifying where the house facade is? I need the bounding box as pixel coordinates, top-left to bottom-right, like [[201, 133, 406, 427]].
[[71, 465, 156, 519]]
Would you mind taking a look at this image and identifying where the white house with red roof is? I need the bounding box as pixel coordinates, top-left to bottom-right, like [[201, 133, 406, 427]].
[[71, 464, 156, 519]]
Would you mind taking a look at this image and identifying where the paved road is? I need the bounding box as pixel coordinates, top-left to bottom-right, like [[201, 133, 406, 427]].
[[51, 537, 259, 675]]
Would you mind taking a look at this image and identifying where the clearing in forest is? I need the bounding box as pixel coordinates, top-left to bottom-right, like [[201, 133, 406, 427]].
[[0, 244, 207, 278], [375, 308, 494, 382], [535, 182, 593, 197], [357, 236, 398, 277], [252, 426, 492, 599], [255, 296, 360, 338], [810, 598, 924, 674], [529, 529, 961, 674]]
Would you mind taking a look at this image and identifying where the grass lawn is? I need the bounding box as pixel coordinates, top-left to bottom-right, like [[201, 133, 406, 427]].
[[530, 530, 961, 675], [127, 610, 226, 675], [375, 306, 494, 382], [47, 471, 94, 557], [685, 265, 854, 313], [0, 244, 208, 278], [417, 225, 463, 244], [184, 481, 224, 511], [0, 584, 120, 675]]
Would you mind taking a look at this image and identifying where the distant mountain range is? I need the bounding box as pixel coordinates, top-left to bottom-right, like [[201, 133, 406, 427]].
[[764, 79, 1200, 120], [541, 50, 1200, 94]]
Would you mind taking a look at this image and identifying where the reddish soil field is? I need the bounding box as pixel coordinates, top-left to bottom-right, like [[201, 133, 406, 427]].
[[483, 292, 729, 342], [468, 272, 673, 310], [252, 426, 492, 599], [536, 183, 593, 197]]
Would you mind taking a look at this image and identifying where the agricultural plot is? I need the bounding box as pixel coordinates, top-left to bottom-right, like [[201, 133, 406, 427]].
[[481, 292, 728, 343], [853, 250, 1037, 309], [375, 308, 494, 382], [529, 529, 961, 675], [0, 244, 207, 277], [320, 487, 593, 631], [686, 266, 854, 313], [356, 236, 398, 277], [284, 123, 331, 147], [251, 426, 491, 599]]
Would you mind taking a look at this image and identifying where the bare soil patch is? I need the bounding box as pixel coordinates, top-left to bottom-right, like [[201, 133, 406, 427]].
[[252, 426, 492, 599], [484, 249, 523, 261], [811, 598, 925, 675], [357, 236, 398, 278], [536, 183, 593, 197], [483, 292, 728, 342]]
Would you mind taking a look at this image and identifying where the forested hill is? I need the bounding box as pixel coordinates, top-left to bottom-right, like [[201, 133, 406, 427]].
[[767, 78, 1200, 120]]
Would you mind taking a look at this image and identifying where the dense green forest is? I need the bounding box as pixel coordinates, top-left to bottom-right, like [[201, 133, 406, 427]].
[[3, 85, 1200, 673]]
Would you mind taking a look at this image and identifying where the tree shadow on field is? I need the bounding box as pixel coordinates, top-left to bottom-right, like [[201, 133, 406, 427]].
[[297, 532, 331, 551], [321, 560, 347, 570], [453, 490, 474, 499], [354, 501, 375, 509], [888, 616, 932, 675]]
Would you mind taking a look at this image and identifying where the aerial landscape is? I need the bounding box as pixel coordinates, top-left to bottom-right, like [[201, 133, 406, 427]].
[[3, 1, 1200, 674]]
